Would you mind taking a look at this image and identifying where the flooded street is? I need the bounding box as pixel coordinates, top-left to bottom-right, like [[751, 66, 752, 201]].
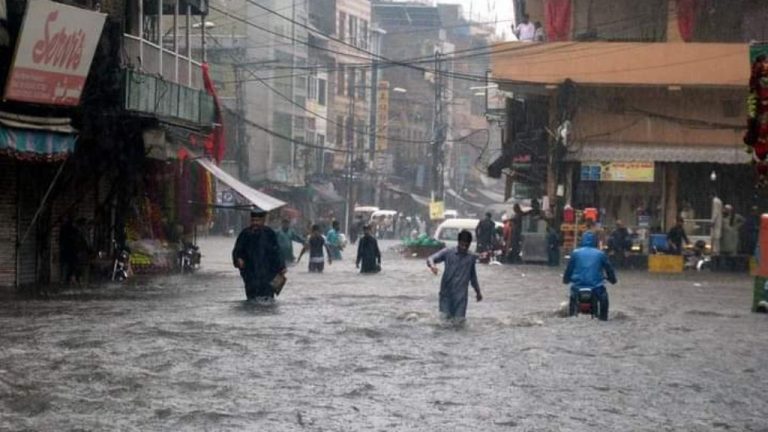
[[1, 236, 767, 431]]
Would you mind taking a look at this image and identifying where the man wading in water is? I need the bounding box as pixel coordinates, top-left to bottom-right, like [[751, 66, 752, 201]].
[[232, 210, 286, 301], [427, 230, 483, 321]]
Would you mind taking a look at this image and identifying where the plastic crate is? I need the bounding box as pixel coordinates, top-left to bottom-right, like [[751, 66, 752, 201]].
[[648, 254, 683, 273]]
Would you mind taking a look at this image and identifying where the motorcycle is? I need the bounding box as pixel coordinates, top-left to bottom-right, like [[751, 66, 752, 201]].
[[569, 288, 599, 318], [178, 241, 201, 274], [111, 242, 131, 281]]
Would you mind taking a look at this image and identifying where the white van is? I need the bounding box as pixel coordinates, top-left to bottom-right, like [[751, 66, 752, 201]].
[[433, 218, 502, 248]]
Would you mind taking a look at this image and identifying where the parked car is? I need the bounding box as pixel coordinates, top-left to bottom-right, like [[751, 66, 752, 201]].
[[433, 218, 502, 249]]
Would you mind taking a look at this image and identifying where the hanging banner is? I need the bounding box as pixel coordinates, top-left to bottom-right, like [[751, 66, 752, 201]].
[[376, 81, 389, 151], [581, 161, 654, 182], [4, 0, 106, 106]]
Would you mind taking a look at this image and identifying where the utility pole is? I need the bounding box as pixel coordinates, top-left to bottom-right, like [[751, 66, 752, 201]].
[[431, 50, 447, 203], [345, 92, 357, 235]]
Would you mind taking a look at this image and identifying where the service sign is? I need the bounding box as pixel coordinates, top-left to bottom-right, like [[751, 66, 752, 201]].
[[3, 0, 106, 106], [581, 161, 655, 183]]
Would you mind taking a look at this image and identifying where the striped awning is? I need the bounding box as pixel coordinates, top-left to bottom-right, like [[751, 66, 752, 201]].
[[0, 125, 77, 162]]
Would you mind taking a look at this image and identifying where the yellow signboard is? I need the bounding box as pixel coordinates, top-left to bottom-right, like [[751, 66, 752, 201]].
[[581, 161, 654, 182], [429, 201, 445, 220]]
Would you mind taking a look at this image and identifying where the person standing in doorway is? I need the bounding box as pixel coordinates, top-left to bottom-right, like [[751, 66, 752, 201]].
[[356, 225, 382, 273], [232, 210, 286, 301], [513, 14, 536, 41], [427, 230, 483, 321], [297, 224, 333, 273]]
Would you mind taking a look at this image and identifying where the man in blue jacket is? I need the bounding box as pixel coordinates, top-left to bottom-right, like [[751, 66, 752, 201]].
[[563, 231, 617, 321]]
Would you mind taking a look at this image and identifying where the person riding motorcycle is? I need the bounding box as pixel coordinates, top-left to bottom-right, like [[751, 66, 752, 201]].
[[563, 231, 617, 321]]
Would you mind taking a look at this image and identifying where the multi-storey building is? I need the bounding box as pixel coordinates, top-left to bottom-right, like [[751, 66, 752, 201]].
[[0, 0, 219, 290], [373, 1, 453, 202], [492, 0, 758, 235]]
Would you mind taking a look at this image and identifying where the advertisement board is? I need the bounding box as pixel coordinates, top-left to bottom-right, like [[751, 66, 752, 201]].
[[429, 200, 445, 221], [4, 0, 106, 106], [581, 161, 654, 182]]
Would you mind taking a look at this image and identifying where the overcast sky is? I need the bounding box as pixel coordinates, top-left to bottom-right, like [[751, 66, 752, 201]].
[[436, 0, 515, 40]]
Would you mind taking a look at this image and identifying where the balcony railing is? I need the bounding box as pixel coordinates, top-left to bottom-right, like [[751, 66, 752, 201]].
[[123, 34, 203, 89], [123, 69, 215, 127]]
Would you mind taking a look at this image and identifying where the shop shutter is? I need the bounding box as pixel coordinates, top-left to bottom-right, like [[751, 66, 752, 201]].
[[0, 159, 17, 288]]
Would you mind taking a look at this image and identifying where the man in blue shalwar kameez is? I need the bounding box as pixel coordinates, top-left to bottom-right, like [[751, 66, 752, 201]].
[[427, 230, 483, 320]]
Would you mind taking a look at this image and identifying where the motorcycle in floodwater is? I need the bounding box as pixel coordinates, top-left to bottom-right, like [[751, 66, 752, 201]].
[[178, 241, 201, 274], [568, 285, 609, 320]]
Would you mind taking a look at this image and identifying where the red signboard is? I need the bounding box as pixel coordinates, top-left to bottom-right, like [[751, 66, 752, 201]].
[[3, 0, 106, 106]]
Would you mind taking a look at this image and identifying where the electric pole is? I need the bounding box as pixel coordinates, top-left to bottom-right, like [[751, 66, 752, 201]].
[[345, 92, 356, 234], [431, 50, 447, 203]]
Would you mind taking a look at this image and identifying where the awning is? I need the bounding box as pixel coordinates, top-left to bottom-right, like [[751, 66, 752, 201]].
[[564, 142, 750, 164], [410, 193, 431, 208], [195, 158, 286, 211], [0, 126, 77, 162], [491, 42, 748, 88], [310, 182, 345, 203]]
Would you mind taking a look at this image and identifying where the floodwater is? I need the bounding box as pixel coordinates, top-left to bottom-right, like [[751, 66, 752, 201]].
[[1, 236, 766, 431]]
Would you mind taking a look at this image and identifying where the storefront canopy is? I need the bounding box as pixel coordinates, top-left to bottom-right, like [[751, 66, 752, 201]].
[[491, 42, 749, 88], [309, 182, 345, 203], [0, 111, 78, 161], [195, 158, 285, 212], [564, 142, 750, 164]]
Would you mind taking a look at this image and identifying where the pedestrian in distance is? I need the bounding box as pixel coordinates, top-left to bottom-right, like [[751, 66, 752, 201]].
[[232, 210, 287, 301], [427, 230, 483, 322], [475, 212, 496, 255], [276, 218, 305, 266], [326, 220, 344, 261], [666, 217, 690, 255], [356, 225, 381, 273], [297, 224, 333, 273]]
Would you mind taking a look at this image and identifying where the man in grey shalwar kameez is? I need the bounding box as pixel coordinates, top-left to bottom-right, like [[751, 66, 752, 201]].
[[427, 230, 483, 319]]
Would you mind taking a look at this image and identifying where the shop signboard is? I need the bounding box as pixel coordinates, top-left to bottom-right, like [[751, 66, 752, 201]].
[[429, 200, 445, 221], [581, 161, 654, 182], [3, 0, 106, 106]]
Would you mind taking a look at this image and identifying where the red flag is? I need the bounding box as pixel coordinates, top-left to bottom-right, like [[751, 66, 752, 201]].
[[201, 63, 226, 164]]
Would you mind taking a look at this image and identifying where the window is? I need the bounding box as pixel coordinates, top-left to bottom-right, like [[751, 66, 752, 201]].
[[336, 64, 345, 96], [336, 116, 344, 146], [318, 78, 327, 106], [358, 71, 367, 101], [356, 119, 366, 150], [349, 16, 358, 47], [339, 12, 346, 41], [307, 117, 316, 131], [347, 67, 356, 98], [361, 20, 369, 49], [317, 134, 325, 147], [308, 74, 317, 100]]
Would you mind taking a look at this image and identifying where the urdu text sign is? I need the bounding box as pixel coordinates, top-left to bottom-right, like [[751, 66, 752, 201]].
[[3, 0, 106, 106], [581, 162, 654, 182]]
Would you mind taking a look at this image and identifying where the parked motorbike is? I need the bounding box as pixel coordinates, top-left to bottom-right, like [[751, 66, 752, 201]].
[[111, 242, 131, 281], [178, 241, 201, 274]]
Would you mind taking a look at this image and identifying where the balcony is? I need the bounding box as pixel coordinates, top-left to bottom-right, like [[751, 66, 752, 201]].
[[123, 69, 215, 127]]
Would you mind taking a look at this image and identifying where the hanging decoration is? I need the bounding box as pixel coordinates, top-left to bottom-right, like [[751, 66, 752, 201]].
[[744, 45, 768, 189], [544, 0, 571, 42], [676, 0, 698, 42]]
